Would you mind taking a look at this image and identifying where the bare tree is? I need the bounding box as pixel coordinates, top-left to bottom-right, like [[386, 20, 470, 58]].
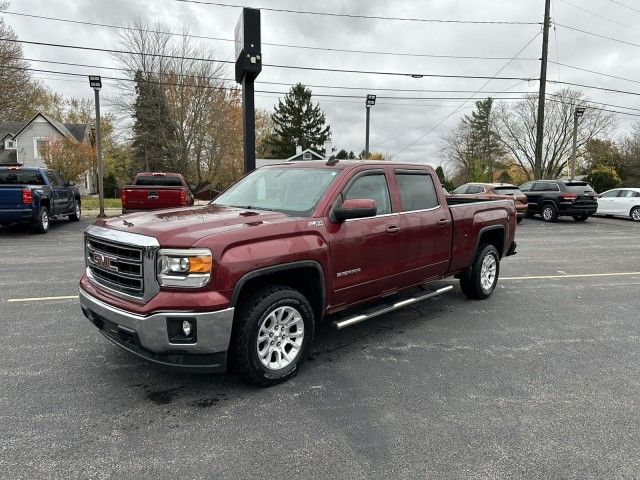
[[495, 89, 616, 180]]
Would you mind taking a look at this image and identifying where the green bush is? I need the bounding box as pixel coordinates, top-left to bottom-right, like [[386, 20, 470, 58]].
[[585, 166, 622, 193]]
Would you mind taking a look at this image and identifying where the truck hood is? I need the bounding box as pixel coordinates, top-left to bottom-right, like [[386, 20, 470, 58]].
[[94, 205, 291, 247]]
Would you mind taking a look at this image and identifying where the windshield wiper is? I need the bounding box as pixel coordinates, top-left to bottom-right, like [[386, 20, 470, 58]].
[[229, 205, 273, 212]]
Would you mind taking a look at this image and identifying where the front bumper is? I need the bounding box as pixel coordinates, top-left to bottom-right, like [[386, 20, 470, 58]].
[[79, 288, 234, 372]]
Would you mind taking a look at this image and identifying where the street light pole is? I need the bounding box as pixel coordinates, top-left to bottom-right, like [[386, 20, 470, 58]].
[[365, 94, 376, 159], [570, 107, 586, 181], [89, 76, 105, 218]]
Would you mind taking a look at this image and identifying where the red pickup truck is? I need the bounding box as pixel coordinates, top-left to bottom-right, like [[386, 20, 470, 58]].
[[121, 172, 194, 213], [80, 160, 517, 385]]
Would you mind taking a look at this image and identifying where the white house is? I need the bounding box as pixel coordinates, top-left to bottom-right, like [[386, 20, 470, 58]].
[[0, 112, 95, 194], [256, 146, 326, 169]]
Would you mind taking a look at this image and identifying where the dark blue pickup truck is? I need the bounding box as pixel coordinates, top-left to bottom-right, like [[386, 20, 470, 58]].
[[0, 166, 81, 233]]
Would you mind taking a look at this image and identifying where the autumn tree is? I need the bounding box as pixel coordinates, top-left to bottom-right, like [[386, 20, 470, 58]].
[[495, 89, 616, 180], [42, 137, 93, 183], [265, 83, 331, 158]]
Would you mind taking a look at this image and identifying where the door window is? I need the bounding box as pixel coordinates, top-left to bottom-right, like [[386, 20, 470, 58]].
[[396, 173, 440, 211], [599, 190, 619, 198], [623, 190, 640, 198], [344, 173, 392, 215], [47, 171, 63, 187], [519, 182, 533, 192]]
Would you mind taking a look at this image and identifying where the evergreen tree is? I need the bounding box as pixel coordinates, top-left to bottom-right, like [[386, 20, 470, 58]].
[[131, 71, 178, 173], [462, 98, 504, 180], [265, 83, 331, 158], [335, 149, 356, 159]]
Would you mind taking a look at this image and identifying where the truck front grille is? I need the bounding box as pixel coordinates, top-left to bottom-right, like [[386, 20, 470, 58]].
[[86, 236, 145, 299]]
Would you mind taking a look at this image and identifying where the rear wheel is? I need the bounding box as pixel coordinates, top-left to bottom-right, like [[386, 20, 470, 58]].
[[541, 204, 558, 222], [33, 207, 49, 234], [516, 216, 524, 224], [230, 285, 314, 386], [631, 207, 640, 222], [69, 200, 81, 221], [460, 244, 500, 300], [572, 214, 588, 222]]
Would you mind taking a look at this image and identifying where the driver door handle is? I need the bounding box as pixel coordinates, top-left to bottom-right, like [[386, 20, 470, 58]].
[[386, 225, 401, 234], [437, 218, 451, 225]]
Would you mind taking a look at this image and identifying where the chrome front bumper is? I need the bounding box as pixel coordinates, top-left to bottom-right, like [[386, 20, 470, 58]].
[[79, 289, 234, 371]]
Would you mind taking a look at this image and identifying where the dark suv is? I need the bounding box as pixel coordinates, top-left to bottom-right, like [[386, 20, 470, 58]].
[[519, 180, 598, 222]]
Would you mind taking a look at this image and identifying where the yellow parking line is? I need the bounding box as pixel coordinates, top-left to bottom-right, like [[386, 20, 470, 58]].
[[7, 295, 78, 303], [501, 272, 640, 281]]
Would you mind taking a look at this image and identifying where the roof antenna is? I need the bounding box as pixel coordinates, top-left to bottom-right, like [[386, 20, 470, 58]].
[[325, 155, 339, 166]]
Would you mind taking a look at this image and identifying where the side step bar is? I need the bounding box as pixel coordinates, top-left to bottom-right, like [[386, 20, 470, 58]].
[[332, 285, 454, 330]]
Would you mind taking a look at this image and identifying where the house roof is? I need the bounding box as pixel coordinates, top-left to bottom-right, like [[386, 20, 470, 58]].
[[286, 148, 324, 161], [3, 112, 89, 143], [0, 121, 28, 140], [65, 124, 89, 143]]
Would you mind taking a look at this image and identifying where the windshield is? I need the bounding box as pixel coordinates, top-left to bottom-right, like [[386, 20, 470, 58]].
[[452, 186, 467, 194], [214, 167, 340, 216], [494, 187, 522, 195], [565, 182, 595, 193], [0, 169, 45, 185]]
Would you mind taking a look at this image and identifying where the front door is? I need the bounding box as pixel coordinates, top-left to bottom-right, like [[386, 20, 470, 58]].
[[327, 170, 404, 309], [46, 171, 68, 214]]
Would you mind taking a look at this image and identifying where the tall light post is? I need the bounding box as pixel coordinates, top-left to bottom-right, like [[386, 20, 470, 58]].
[[365, 94, 376, 159], [89, 75, 105, 218], [570, 106, 586, 181]]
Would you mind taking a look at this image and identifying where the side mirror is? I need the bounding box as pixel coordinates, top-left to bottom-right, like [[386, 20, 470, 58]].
[[333, 198, 377, 222]]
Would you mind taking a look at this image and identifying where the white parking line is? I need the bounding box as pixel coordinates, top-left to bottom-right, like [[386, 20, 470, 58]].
[[7, 295, 78, 303], [501, 272, 640, 281]]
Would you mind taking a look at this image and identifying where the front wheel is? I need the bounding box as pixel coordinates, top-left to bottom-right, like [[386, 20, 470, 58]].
[[631, 207, 640, 222], [572, 215, 588, 222], [516, 216, 524, 224], [230, 285, 315, 386], [69, 200, 81, 221], [541, 204, 558, 222], [460, 244, 500, 300]]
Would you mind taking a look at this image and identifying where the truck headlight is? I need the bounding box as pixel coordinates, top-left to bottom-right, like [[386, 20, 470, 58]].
[[157, 249, 212, 288]]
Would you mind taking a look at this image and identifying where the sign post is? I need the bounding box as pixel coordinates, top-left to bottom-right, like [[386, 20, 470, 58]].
[[365, 94, 376, 159], [235, 8, 262, 174], [570, 106, 586, 181], [89, 75, 105, 218]]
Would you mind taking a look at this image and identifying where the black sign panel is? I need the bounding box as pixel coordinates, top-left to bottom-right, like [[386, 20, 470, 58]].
[[234, 8, 262, 83]]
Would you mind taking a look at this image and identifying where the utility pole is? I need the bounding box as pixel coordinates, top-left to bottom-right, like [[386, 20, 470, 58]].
[[534, 0, 551, 179], [365, 94, 376, 159], [570, 107, 586, 181], [89, 76, 105, 218]]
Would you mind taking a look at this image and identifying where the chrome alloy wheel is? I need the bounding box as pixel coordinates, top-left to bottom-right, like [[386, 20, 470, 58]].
[[632, 208, 640, 222], [542, 207, 554, 221], [75, 202, 81, 218], [480, 254, 497, 292], [41, 210, 49, 230], [257, 306, 305, 370]]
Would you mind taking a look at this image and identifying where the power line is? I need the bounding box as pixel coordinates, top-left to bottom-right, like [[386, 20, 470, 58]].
[[555, 22, 640, 48], [559, 0, 640, 33], [390, 32, 542, 158], [171, 0, 541, 25], [608, 0, 640, 15], [549, 61, 640, 85], [2, 11, 541, 62], [20, 56, 539, 95], [548, 79, 640, 97], [0, 37, 538, 81]]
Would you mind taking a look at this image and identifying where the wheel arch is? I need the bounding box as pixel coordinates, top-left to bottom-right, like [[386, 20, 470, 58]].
[[230, 261, 326, 323], [475, 225, 506, 258]]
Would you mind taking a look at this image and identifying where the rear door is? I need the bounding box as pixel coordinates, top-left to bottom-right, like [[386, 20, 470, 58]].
[[394, 170, 452, 282], [327, 169, 404, 307], [596, 189, 619, 214], [46, 171, 68, 214], [617, 190, 640, 216]]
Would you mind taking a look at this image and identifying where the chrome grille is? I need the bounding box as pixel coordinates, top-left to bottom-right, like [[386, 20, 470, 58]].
[[86, 237, 144, 297]]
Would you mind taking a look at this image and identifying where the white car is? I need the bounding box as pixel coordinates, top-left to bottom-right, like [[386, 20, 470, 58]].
[[596, 188, 640, 222]]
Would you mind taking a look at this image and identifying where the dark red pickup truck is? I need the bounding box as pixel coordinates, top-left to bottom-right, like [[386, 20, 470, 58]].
[[121, 172, 194, 213], [80, 160, 517, 385]]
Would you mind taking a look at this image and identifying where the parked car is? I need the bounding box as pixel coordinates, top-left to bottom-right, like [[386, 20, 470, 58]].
[[451, 183, 528, 223], [519, 180, 598, 222], [121, 172, 195, 214], [596, 188, 640, 222], [0, 165, 81, 233], [80, 160, 517, 385]]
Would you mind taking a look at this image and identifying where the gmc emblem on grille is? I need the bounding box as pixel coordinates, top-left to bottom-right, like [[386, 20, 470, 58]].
[[92, 252, 119, 272]]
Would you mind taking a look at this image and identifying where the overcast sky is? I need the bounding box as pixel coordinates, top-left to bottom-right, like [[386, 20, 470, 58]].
[[4, 0, 640, 166]]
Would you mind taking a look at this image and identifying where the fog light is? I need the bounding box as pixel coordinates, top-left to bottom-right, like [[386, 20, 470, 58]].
[[182, 320, 192, 336]]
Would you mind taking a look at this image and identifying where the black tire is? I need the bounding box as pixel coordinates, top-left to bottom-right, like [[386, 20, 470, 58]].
[[230, 285, 315, 386], [69, 200, 81, 221], [630, 206, 640, 222], [459, 244, 500, 300], [541, 203, 558, 222], [516, 216, 524, 224], [32, 207, 50, 234], [572, 215, 588, 222]]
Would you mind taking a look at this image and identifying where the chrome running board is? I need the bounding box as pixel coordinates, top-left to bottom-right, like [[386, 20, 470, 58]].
[[332, 285, 454, 330]]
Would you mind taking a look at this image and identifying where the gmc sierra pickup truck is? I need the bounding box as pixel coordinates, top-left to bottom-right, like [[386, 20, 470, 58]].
[[80, 160, 517, 385], [0, 165, 81, 233], [121, 172, 195, 214]]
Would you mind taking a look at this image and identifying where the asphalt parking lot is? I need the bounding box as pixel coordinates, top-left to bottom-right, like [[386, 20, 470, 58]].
[[1, 215, 639, 479]]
